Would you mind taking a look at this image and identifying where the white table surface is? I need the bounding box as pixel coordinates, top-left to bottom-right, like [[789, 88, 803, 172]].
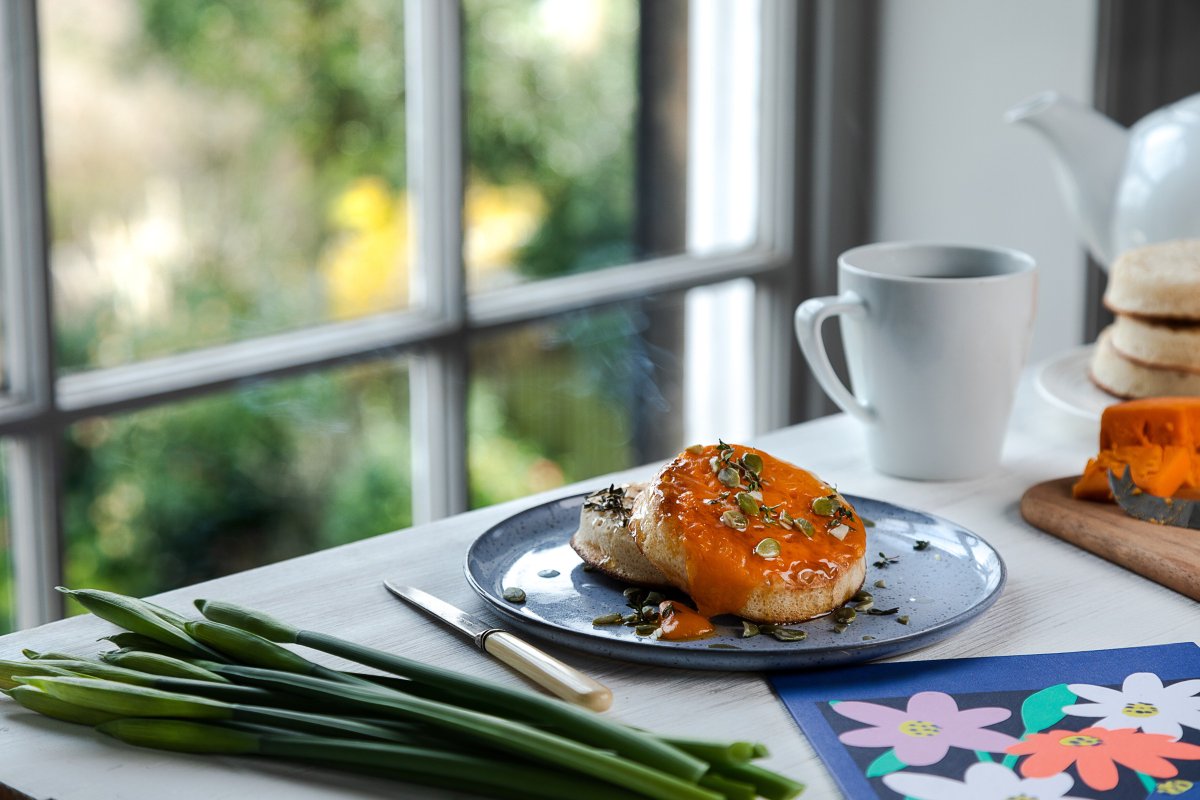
[[2, 376, 1198, 799]]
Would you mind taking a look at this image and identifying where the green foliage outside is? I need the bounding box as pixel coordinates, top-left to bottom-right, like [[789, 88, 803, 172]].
[[62, 364, 412, 602], [1, 0, 646, 633]]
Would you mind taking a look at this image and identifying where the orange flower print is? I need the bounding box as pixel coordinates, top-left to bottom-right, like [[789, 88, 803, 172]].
[[1007, 725, 1200, 791]]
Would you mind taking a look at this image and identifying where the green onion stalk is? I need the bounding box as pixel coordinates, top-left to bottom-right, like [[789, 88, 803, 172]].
[[6, 588, 805, 799], [196, 599, 708, 782], [100, 719, 644, 800]]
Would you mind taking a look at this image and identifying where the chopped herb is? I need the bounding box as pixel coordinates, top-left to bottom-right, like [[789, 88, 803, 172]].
[[873, 552, 900, 568], [502, 587, 526, 604], [866, 607, 900, 616], [582, 485, 632, 527], [913, 540, 931, 551]]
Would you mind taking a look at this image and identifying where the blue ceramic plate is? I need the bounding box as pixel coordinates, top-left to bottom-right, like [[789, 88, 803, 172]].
[[465, 493, 1005, 671]]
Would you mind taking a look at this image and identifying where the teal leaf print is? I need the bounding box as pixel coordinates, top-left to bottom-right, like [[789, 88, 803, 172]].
[[865, 749, 907, 778], [1020, 683, 1077, 734]]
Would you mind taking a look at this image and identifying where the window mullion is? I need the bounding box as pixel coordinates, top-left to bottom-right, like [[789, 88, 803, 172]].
[[1, 0, 63, 625], [406, 0, 466, 522], [752, 0, 798, 432], [7, 434, 62, 628]]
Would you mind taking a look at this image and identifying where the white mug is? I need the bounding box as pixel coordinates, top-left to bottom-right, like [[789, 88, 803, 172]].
[[795, 242, 1037, 480]]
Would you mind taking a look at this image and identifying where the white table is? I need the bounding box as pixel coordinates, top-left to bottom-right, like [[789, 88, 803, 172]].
[[2, 377, 1197, 799]]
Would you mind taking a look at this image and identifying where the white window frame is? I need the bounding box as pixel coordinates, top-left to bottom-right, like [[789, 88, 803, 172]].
[[0, 0, 798, 629]]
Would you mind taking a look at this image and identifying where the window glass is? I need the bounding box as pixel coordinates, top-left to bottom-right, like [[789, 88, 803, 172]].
[[0, 443, 11, 635], [471, 290, 706, 507], [464, 0, 667, 293], [468, 278, 758, 508], [39, 0, 409, 373], [63, 360, 411, 598]]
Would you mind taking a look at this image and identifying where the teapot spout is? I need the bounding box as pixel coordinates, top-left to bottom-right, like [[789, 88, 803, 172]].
[[1006, 91, 1129, 267]]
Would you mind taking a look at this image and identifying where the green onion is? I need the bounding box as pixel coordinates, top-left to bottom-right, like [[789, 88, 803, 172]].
[[100, 632, 195, 659], [14, 658, 161, 687], [100, 719, 644, 800], [100, 650, 230, 684], [57, 587, 226, 662], [182, 620, 373, 689], [3, 590, 804, 799], [196, 599, 707, 783], [18, 676, 230, 720], [0, 660, 80, 690], [4, 685, 122, 726], [705, 757, 806, 800], [201, 664, 718, 800]]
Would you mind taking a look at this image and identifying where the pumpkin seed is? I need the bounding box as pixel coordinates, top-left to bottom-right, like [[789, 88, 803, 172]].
[[737, 492, 759, 516], [833, 607, 857, 624], [811, 496, 837, 516], [754, 538, 781, 559], [720, 510, 748, 530]]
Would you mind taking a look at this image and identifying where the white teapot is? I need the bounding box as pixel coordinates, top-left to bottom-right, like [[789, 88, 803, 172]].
[[1006, 90, 1200, 269]]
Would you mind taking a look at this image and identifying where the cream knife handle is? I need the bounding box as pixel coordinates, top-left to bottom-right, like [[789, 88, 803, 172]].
[[482, 631, 613, 712]]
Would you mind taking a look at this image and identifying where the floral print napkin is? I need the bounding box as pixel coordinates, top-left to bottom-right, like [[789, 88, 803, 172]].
[[771, 643, 1200, 799]]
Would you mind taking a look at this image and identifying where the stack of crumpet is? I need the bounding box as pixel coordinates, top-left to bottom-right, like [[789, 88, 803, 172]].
[[1091, 239, 1200, 398]]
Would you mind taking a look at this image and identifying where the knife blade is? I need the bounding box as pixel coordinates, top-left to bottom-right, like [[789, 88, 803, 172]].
[[382, 581, 612, 712], [1108, 468, 1200, 529]]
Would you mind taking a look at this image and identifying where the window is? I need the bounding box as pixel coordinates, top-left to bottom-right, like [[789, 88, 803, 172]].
[[0, 0, 798, 632]]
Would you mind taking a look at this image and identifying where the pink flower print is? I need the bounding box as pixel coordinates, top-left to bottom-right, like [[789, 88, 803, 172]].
[[833, 691, 1020, 767]]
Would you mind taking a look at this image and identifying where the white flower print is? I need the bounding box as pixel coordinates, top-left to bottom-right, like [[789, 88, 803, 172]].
[[1064, 672, 1200, 740], [882, 761, 1086, 800]]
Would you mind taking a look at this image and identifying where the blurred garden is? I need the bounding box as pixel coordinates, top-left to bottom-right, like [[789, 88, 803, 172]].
[[0, 0, 656, 630]]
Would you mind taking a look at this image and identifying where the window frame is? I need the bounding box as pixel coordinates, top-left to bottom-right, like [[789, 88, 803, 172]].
[[0, 0, 802, 628]]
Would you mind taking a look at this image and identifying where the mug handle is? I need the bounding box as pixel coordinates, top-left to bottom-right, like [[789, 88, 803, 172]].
[[794, 293, 874, 424]]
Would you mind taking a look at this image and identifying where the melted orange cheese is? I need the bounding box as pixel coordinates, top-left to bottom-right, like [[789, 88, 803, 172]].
[[657, 600, 715, 641], [645, 444, 867, 618]]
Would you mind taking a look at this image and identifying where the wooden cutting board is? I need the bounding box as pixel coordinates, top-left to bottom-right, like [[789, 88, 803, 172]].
[[1021, 477, 1200, 602]]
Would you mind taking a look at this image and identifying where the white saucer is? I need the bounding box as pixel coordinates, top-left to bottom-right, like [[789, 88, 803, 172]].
[[1033, 344, 1120, 421]]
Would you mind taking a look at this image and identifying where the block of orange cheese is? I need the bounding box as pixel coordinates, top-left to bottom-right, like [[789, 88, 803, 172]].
[[1074, 397, 1200, 501], [1098, 397, 1200, 449]]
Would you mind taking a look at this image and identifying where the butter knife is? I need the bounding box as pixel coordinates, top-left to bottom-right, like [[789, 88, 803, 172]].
[[382, 581, 612, 712]]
